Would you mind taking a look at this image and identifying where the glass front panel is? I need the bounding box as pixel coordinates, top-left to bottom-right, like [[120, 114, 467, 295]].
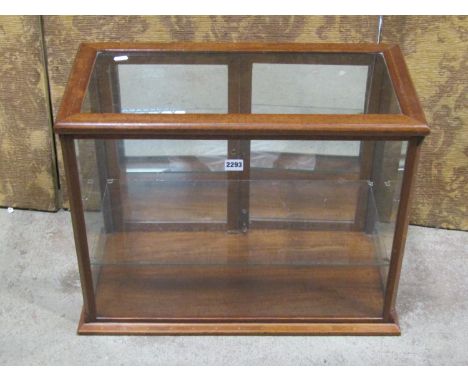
[[76, 138, 407, 320], [82, 52, 400, 114]]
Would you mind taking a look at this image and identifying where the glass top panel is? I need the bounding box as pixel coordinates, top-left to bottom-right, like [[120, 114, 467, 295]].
[[82, 51, 400, 114]]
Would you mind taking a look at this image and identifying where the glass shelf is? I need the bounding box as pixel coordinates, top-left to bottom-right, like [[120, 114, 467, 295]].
[[82, 179, 389, 268]]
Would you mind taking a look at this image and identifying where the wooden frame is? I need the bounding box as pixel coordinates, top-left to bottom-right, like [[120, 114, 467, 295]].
[[55, 43, 429, 335]]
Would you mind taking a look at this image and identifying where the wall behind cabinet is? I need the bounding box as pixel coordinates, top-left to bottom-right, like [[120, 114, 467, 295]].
[[382, 16, 468, 230], [0, 16, 57, 211], [0, 15, 466, 230]]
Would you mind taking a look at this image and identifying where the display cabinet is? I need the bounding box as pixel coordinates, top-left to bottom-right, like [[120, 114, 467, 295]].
[[55, 43, 429, 335]]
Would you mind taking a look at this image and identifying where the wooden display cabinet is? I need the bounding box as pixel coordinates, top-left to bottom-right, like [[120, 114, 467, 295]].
[[55, 43, 429, 335]]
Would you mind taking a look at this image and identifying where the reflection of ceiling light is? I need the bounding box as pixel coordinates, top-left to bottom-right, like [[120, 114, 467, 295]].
[[114, 55, 128, 62], [126, 168, 166, 173], [120, 108, 187, 114]]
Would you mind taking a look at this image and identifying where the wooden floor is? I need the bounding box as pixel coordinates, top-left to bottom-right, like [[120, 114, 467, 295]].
[[93, 230, 387, 320]]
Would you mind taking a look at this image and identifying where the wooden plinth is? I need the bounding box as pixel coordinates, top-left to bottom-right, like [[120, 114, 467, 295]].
[[78, 311, 401, 335]]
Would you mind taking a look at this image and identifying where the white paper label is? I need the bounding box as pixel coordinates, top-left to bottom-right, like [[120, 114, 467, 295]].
[[224, 159, 244, 171]]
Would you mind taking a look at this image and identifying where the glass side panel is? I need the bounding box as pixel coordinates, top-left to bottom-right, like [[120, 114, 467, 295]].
[[372, 140, 408, 273], [75, 138, 407, 320], [81, 51, 400, 114]]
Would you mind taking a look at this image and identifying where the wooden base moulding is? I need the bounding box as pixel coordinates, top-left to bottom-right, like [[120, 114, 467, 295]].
[[78, 311, 401, 336]]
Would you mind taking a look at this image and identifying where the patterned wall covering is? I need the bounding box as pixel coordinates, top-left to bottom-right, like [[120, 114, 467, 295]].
[[0, 16, 57, 211], [2, 16, 465, 229], [382, 16, 468, 230], [42, 15, 379, 206]]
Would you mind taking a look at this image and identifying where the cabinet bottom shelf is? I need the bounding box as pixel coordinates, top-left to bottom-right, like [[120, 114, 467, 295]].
[[94, 264, 385, 319], [80, 229, 397, 334]]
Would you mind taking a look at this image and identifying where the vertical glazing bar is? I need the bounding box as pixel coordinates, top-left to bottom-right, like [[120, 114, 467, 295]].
[[383, 136, 422, 321], [61, 135, 96, 321], [354, 54, 382, 231], [227, 57, 251, 232], [96, 56, 124, 232], [355, 140, 376, 232], [87, 68, 116, 233]]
